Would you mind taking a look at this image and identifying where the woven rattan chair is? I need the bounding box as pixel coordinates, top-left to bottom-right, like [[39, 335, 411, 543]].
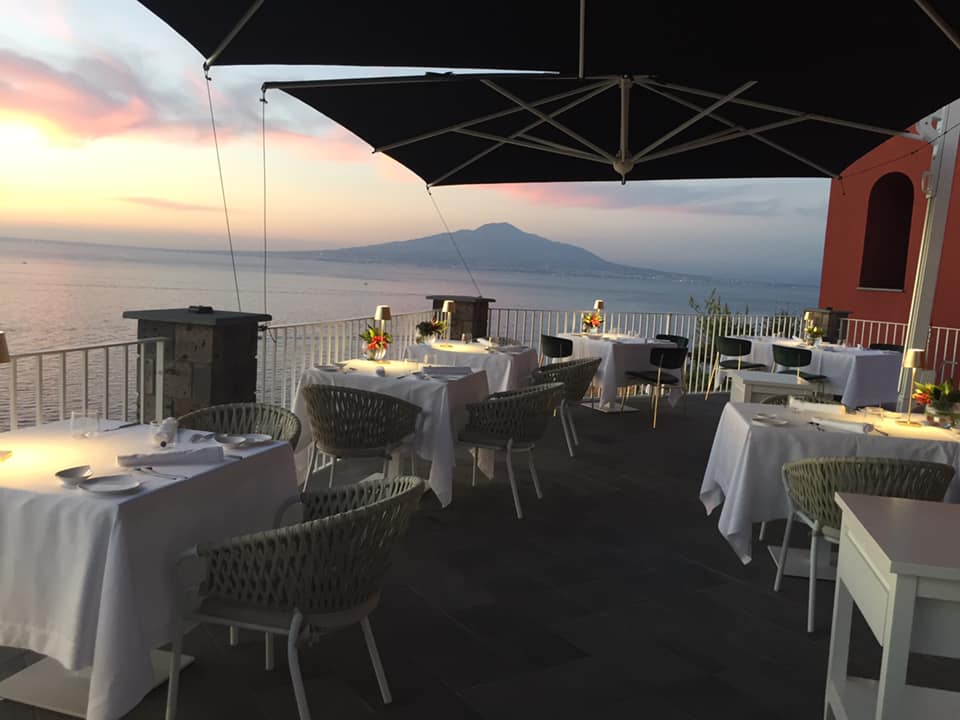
[[458, 382, 564, 519], [775, 457, 954, 633], [165, 475, 424, 720], [301, 385, 421, 490], [177, 402, 301, 448], [530, 357, 601, 457], [704, 337, 768, 398]]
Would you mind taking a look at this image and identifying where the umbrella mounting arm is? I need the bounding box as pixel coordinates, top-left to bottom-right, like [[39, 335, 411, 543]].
[[203, 0, 265, 70], [914, 0, 960, 52]]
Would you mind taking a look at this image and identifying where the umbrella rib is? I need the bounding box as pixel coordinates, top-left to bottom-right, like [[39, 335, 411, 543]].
[[481, 79, 617, 161], [914, 0, 960, 52], [631, 81, 756, 162], [638, 117, 809, 164], [204, 0, 265, 69], [455, 129, 607, 163], [374, 79, 617, 154], [637, 81, 838, 177], [642, 78, 922, 141], [425, 81, 618, 186]]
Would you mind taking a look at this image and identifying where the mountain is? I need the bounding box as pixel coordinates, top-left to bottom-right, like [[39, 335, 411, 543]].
[[283, 223, 697, 280]]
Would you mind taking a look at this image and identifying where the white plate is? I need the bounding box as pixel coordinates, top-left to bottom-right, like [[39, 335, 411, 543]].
[[214, 433, 247, 448], [79, 474, 141, 494], [752, 415, 789, 427], [55, 465, 93, 487], [237, 433, 273, 447]]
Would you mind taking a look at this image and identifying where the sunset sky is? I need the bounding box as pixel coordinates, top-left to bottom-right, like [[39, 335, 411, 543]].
[[0, 0, 835, 281]]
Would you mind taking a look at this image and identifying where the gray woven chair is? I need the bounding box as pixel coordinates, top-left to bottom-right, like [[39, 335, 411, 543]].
[[177, 402, 301, 449], [775, 457, 954, 633], [530, 357, 601, 457], [165, 475, 424, 720], [301, 385, 421, 490], [458, 382, 565, 519]]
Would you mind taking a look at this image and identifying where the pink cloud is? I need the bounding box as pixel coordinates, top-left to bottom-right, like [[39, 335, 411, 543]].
[[121, 197, 219, 212], [492, 183, 621, 209]]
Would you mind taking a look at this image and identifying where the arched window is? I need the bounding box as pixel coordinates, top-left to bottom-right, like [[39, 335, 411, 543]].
[[858, 172, 913, 290]]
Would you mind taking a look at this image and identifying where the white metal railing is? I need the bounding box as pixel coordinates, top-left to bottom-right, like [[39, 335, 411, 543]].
[[488, 307, 805, 394], [1, 338, 166, 432], [841, 318, 960, 384], [257, 310, 435, 409]]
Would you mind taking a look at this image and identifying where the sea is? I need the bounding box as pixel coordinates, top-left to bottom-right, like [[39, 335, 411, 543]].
[[0, 237, 819, 354]]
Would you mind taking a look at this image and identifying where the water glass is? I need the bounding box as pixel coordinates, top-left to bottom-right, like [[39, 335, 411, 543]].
[[461, 333, 472, 343], [71, 410, 102, 438]]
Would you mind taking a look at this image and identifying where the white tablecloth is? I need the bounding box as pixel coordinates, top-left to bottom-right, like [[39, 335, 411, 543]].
[[0, 421, 298, 720], [562, 333, 672, 406], [293, 360, 489, 505], [700, 402, 960, 564], [404, 340, 538, 393], [733, 337, 902, 408]]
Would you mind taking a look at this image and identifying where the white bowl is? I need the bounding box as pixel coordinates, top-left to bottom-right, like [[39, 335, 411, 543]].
[[214, 434, 247, 448], [56, 465, 93, 487]]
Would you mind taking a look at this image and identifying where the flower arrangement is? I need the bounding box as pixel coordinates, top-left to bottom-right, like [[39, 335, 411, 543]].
[[913, 378, 960, 410], [360, 325, 392, 360], [805, 325, 824, 339], [582, 311, 603, 332], [416, 318, 447, 340]]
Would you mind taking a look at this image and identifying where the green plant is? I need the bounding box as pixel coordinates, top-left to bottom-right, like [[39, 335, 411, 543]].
[[913, 379, 960, 410], [416, 319, 447, 338], [360, 326, 392, 352]]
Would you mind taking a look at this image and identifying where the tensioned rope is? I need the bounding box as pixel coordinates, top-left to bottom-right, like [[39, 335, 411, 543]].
[[204, 70, 243, 311], [426, 187, 483, 297]]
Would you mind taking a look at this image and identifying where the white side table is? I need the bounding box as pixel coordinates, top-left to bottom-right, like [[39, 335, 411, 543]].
[[728, 370, 820, 403], [825, 493, 960, 719]]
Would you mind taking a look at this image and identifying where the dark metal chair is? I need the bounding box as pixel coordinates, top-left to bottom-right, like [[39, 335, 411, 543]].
[[625, 347, 688, 428], [705, 337, 768, 398], [655, 333, 689, 349], [772, 345, 828, 382], [868, 343, 904, 352], [540, 333, 573, 363]]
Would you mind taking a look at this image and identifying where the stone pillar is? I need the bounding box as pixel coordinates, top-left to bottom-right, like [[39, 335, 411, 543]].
[[122, 308, 271, 419], [426, 295, 495, 340]]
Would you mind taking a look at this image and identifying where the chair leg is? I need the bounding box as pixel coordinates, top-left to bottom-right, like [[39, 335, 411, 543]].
[[265, 632, 275, 671], [506, 442, 523, 519], [471, 448, 478, 487], [164, 621, 183, 720], [229, 626, 239, 647], [808, 530, 819, 634], [303, 445, 315, 491], [382, 456, 391, 481], [559, 400, 575, 458], [652, 383, 661, 429], [288, 611, 311, 720], [361, 617, 392, 704], [758, 521, 768, 542], [328, 459, 336, 489], [567, 405, 580, 446], [705, 355, 719, 399], [527, 450, 543, 500], [774, 512, 794, 592]]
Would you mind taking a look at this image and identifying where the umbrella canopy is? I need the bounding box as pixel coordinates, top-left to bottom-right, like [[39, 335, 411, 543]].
[[139, 0, 960, 76], [268, 72, 958, 185]]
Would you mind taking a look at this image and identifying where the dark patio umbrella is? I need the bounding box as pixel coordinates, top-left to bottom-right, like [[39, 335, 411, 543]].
[[265, 72, 956, 185], [139, 0, 960, 77]]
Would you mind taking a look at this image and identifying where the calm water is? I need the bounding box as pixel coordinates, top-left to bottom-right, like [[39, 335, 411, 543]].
[[0, 238, 819, 354]]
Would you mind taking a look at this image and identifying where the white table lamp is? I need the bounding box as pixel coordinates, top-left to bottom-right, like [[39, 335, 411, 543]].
[[901, 347, 924, 426], [441, 300, 455, 339], [1, 331, 10, 461]]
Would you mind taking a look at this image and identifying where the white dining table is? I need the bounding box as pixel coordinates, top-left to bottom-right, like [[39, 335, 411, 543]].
[[0, 420, 298, 720], [561, 333, 673, 409], [731, 336, 902, 408], [700, 401, 960, 564], [292, 359, 489, 506], [404, 340, 538, 393]]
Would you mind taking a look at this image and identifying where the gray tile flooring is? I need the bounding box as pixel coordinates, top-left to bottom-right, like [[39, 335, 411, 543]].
[[2, 396, 959, 719]]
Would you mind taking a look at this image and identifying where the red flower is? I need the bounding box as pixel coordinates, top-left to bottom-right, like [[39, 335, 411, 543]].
[[913, 391, 931, 405]]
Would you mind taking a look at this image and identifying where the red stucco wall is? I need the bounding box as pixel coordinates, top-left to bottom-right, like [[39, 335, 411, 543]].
[[818, 134, 960, 327]]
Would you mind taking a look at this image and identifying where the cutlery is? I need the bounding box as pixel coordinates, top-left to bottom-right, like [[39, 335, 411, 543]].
[[133, 466, 184, 479], [100, 422, 140, 433], [190, 432, 216, 443]]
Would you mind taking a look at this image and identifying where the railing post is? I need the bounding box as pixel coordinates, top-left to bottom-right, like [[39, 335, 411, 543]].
[[154, 339, 165, 422], [8, 358, 17, 431]]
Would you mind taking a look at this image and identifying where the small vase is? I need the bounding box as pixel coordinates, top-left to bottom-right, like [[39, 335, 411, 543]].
[[368, 347, 387, 362], [426, 335, 438, 346], [926, 403, 960, 428]]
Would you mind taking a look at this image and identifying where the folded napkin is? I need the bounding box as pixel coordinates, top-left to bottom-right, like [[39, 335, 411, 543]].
[[117, 446, 225, 467], [423, 365, 472, 376], [789, 399, 846, 417], [151, 417, 179, 448], [811, 417, 874, 434], [476, 338, 493, 347]]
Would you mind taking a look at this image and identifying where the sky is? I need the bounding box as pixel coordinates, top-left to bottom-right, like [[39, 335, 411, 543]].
[[0, 0, 833, 283]]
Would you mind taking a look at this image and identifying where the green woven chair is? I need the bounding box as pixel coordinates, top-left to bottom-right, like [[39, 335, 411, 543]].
[[177, 402, 301, 449], [458, 382, 564, 519], [704, 337, 768, 398], [776, 457, 954, 633], [530, 357, 601, 457], [165, 475, 424, 720], [301, 385, 421, 490]]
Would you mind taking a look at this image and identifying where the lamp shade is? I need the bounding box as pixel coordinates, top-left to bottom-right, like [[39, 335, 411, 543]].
[[0, 332, 8, 364], [593, 299, 605, 311], [441, 299, 456, 314], [904, 348, 924, 369], [373, 305, 392, 322]]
